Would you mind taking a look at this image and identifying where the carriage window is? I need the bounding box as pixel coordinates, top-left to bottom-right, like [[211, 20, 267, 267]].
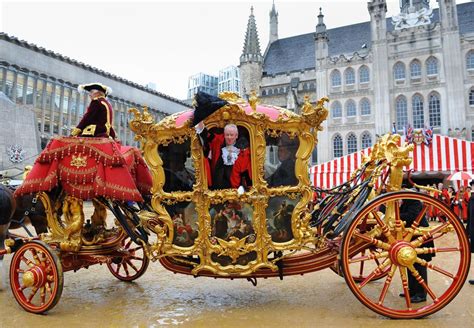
[[266, 195, 300, 243], [165, 201, 198, 247], [159, 139, 195, 192], [199, 124, 252, 191], [265, 133, 299, 187]]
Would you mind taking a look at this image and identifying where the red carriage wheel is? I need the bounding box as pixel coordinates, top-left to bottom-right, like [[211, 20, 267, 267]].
[[331, 246, 389, 282], [107, 236, 149, 281], [9, 240, 63, 314], [340, 191, 470, 319]]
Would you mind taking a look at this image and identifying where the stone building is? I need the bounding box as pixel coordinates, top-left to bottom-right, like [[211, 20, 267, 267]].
[[0, 33, 190, 153], [239, 0, 474, 164]]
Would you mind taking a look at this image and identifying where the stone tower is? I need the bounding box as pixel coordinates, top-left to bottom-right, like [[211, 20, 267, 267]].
[[368, 0, 391, 135], [239, 6, 263, 98], [269, 1, 278, 45], [437, 0, 465, 133], [314, 8, 331, 163]]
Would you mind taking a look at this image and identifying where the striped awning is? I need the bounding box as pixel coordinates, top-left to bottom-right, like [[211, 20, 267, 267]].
[[310, 135, 474, 189]]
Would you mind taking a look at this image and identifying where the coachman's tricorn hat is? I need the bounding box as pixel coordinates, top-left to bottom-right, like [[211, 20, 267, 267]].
[[191, 91, 228, 126], [78, 83, 113, 96]]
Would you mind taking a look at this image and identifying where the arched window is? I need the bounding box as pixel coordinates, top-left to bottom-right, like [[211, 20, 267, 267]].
[[347, 133, 357, 154], [333, 134, 343, 158], [331, 101, 342, 118], [394, 62, 406, 80], [469, 88, 474, 106], [426, 57, 438, 75], [410, 60, 422, 78], [268, 89, 273, 95], [273, 88, 278, 94], [279, 87, 284, 94], [309, 82, 315, 90], [360, 98, 371, 115], [428, 92, 441, 127], [412, 94, 424, 129], [345, 68, 355, 85], [262, 90, 267, 96], [303, 83, 309, 91], [467, 50, 474, 70], [346, 100, 356, 117], [331, 70, 341, 87], [361, 132, 372, 149], [396, 96, 408, 130], [359, 65, 370, 83]]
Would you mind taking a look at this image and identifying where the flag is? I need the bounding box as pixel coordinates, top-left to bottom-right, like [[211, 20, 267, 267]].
[[423, 125, 433, 145], [405, 124, 413, 144]]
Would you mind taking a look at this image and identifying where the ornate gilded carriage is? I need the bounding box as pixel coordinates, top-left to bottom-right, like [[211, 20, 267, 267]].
[[3, 92, 471, 319], [129, 92, 328, 276]]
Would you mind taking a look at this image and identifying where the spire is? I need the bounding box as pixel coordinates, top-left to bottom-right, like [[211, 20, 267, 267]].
[[316, 7, 326, 35], [240, 6, 263, 64], [269, 1, 279, 44]]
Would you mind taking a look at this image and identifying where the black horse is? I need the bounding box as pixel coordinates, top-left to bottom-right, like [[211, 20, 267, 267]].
[[0, 185, 15, 289]]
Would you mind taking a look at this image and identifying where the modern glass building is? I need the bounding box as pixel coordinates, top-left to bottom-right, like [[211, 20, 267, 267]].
[[218, 66, 241, 95], [187, 73, 218, 100]]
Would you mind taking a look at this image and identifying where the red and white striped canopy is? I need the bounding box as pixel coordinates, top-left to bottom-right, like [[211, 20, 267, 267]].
[[310, 135, 474, 189]]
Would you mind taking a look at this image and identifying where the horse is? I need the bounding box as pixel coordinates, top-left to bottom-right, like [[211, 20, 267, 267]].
[[0, 185, 15, 289]]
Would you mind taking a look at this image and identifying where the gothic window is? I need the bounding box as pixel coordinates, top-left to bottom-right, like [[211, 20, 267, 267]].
[[347, 133, 357, 154], [412, 94, 424, 129], [394, 62, 406, 80], [333, 134, 343, 158], [428, 92, 441, 127], [410, 60, 422, 78], [331, 70, 341, 87], [396, 96, 408, 130], [469, 88, 474, 106], [268, 89, 273, 95], [346, 99, 356, 117], [303, 83, 309, 91], [360, 98, 371, 115], [426, 57, 438, 75], [467, 50, 474, 70], [331, 101, 342, 118], [309, 82, 315, 90], [345, 68, 355, 85], [359, 65, 370, 83], [279, 87, 284, 93], [262, 90, 267, 96], [361, 132, 372, 149], [273, 88, 278, 94]]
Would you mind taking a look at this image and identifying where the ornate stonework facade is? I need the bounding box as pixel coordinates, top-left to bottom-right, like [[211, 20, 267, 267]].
[[239, 0, 474, 164]]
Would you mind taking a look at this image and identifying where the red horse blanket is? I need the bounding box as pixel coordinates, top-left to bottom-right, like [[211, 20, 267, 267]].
[[15, 137, 152, 202]]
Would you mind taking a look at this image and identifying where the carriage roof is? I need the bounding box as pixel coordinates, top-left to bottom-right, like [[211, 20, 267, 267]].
[[154, 92, 305, 131]]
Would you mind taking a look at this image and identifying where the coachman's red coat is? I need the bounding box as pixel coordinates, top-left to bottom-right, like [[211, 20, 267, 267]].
[[76, 96, 116, 138]]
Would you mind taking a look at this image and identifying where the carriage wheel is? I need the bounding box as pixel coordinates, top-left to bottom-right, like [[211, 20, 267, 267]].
[[331, 246, 389, 282], [10, 241, 63, 314], [340, 191, 470, 319], [107, 236, 149, 282]]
